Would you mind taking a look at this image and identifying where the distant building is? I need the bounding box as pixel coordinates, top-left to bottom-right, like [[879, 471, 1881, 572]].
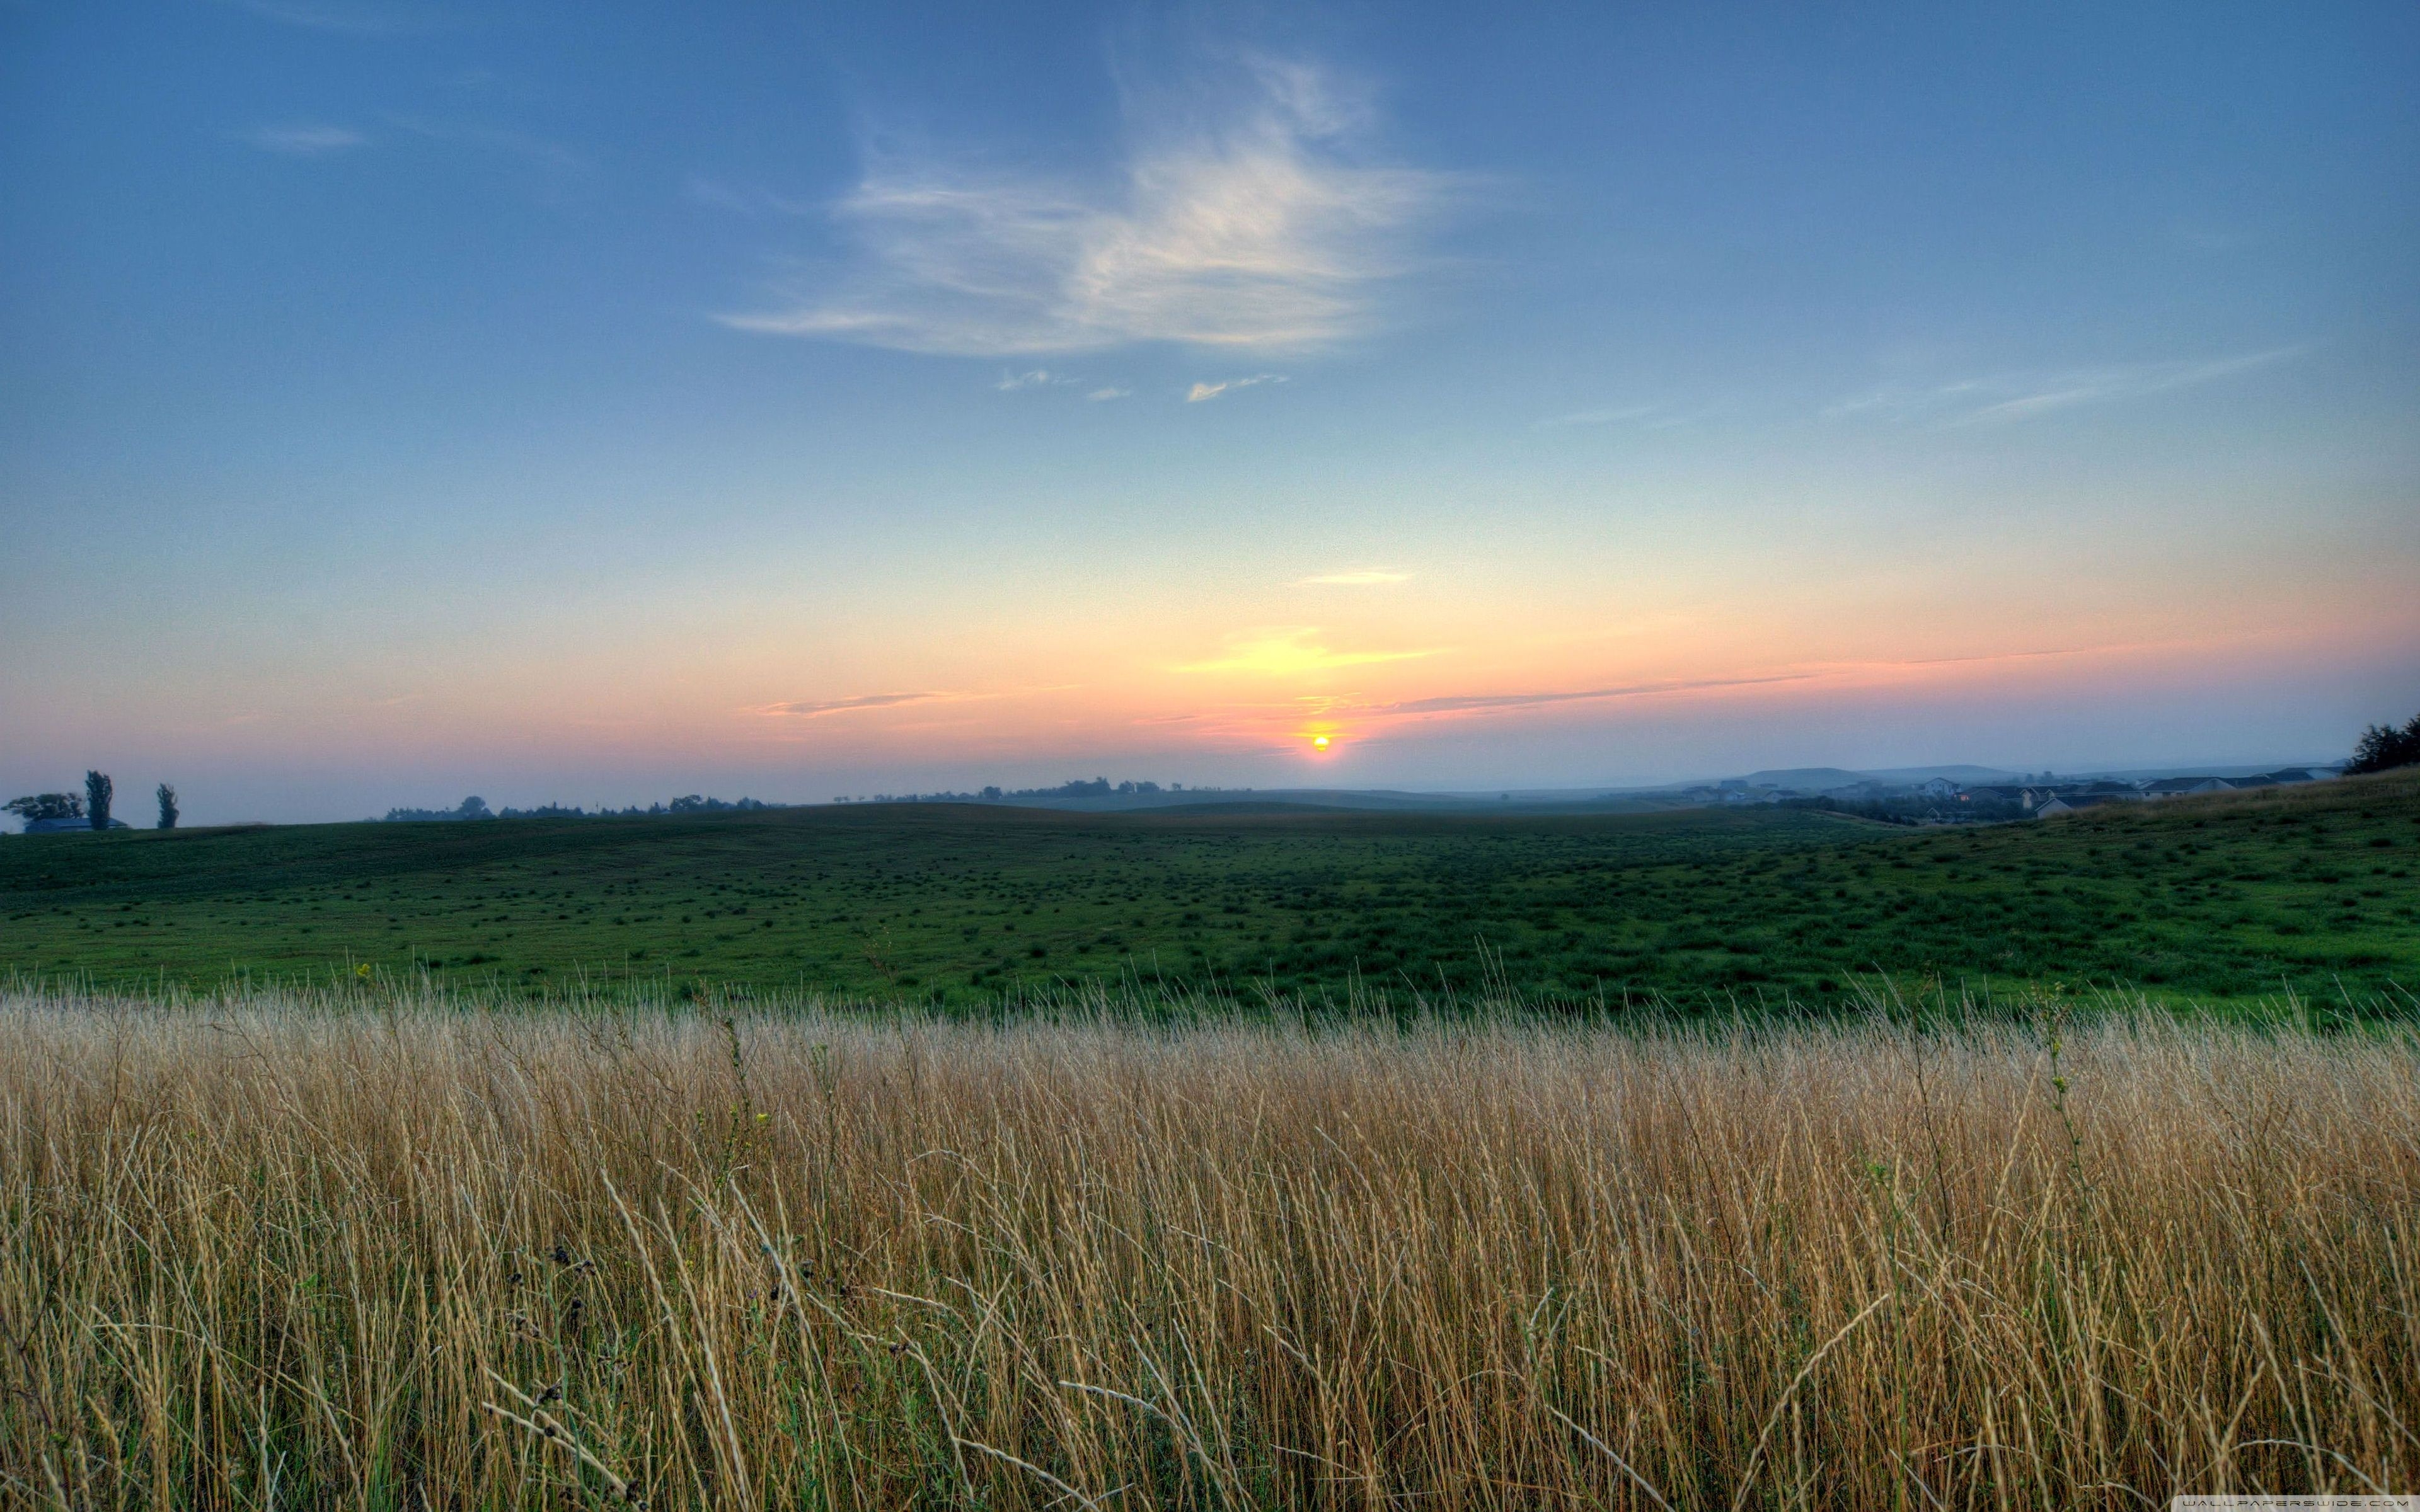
[[2034, 793, 2128, 818], [1964, 784, 2041, 809], [2144, 777, 2232, 799]]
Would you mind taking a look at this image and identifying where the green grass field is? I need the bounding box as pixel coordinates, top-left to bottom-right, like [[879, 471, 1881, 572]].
[[4, 770, 2416, 1006]]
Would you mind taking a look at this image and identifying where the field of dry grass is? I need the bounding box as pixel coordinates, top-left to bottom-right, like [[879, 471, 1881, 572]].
[[3, 982, 2416, 1509]]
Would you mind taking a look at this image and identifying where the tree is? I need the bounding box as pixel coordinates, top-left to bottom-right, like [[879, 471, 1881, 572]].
[[2346, 713, 2420, 776], [84, 771, 113, 831], [157, 782, 179, 830], [4, 793, 83, 825]]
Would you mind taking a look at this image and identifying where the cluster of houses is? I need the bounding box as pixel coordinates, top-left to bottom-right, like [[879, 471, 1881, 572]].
[[1995, 768, 2333, 817], [1678, 767, 2336, 823]]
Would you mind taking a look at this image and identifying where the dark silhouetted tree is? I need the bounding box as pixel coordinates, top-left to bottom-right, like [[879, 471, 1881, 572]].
[[4, 794, 83, 826], [84, 770, 113, 831], [157, 782, 179, 830], [2347, 713, 2420, 776]]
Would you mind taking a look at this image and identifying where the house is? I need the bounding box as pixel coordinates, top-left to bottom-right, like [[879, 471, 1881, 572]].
[[2144, 777, 2231, 799], [1962, 784, 2049, 810], [2035, 793, 2127, 818]]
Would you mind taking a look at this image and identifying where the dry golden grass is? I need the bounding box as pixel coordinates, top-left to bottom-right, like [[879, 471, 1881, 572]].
[[2, 982, 2416, 1509]]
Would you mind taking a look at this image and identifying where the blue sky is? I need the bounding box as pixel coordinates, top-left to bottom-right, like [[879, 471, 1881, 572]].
[[3, 1, 2416, 822]]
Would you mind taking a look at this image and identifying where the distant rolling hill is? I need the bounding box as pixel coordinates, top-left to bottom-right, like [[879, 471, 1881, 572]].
[[1730, 768, 1876, 791], [1728, 765, 2024, 790], [1853, 764, 2027, 786]]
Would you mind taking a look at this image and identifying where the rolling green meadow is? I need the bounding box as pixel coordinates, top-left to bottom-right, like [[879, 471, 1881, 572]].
[[4, 767, 2416, 1008]]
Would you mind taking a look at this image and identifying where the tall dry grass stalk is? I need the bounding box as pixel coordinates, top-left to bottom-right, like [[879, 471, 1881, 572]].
[[1, 982, 2414, 1508]]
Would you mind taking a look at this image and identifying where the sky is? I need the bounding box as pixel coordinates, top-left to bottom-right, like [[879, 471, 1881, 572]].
[[3, 1, 2416, 823]]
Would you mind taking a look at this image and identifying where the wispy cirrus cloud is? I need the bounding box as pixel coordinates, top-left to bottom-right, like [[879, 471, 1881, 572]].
[[1535, 403, 1656, 429], [757, 691, 950, 718], [1187, 373, 1286, 403], [718, 55, 1459, 356], [1298, 568, 1407, 586], [1372, 673, 1814, 718], [1534, 402, 1701, 432], [238, 123, 366, 158], [1176, 627, 1436, 677], [386, 116, 590, 180], [1827, 348, 2302, 427], [1352, 640, 2191, 724]]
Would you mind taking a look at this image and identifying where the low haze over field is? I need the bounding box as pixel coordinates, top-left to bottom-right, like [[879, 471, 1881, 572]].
[[3, 3, 2416, 822]]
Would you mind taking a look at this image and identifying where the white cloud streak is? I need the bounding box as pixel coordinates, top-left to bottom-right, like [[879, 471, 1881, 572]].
[[718, 57, 1456, 356], [238, 124, 366, 157], [1187, 373, 1285, 402], [1828, 348, 2303, 426]]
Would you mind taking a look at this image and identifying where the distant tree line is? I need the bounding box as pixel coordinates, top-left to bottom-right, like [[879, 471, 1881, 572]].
[[379, 794, 786, 823], [2348, 713, 2420, 776], [1784, 791, 2033, 826], [4, 770, 180, 832], [846, 778, 1228, 804]]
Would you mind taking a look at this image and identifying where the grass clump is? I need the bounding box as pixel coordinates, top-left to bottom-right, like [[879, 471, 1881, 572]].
[[1, 978, 2414, 1507]]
